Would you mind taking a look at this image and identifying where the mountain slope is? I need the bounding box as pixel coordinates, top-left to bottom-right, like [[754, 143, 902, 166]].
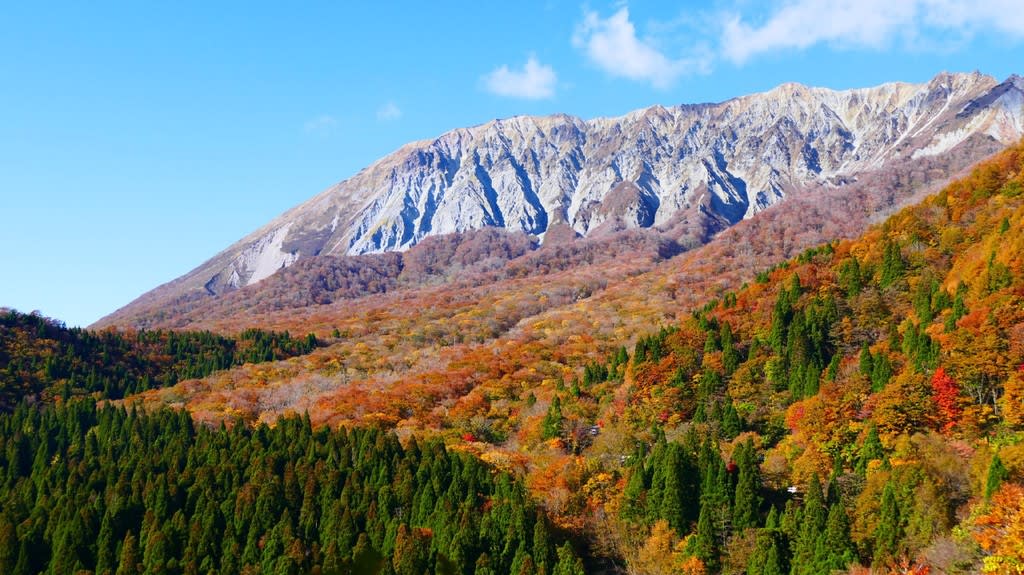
[[127, 140, 1024, 436], [123, 138, 1024, 573], [96, 72, 1024, 329], [600, 138, 1024, 574]]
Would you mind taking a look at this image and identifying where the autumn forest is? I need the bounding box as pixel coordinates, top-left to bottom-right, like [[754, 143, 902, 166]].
[[4, 142, 1024, 574]]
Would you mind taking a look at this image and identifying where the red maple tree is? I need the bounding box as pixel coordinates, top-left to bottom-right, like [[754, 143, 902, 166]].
[[930, 367, 961, 434]]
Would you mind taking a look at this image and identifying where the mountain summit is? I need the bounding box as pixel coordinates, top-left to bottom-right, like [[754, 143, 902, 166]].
[[98, 71, 1024, 327]]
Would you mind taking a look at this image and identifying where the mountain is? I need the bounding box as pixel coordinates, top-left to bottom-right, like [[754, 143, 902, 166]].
[[6, 106, 1024, 575], [96, 71, 1024, 329], [115, 138, 1024, 574]]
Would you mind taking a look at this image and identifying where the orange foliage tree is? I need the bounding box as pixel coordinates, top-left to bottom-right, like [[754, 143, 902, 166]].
[[1003, 367, 1024, 429], [971, 482, 1024, 574]]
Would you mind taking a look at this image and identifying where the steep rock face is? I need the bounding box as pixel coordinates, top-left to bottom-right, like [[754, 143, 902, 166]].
[[97, 72, 1024, 327]]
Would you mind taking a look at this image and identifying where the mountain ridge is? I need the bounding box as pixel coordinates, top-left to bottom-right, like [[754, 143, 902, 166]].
[[96, 71, 1024, 329]]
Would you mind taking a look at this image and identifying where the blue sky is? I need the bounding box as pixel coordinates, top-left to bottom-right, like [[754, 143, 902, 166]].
[[2, 0, 1023, 327]]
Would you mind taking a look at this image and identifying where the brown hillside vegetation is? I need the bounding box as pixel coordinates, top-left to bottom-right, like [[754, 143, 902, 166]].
[[128, 135, 996, 432]]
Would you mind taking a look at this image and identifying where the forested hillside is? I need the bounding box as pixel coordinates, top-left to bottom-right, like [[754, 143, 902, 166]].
[[569, 140, 1024, 574]]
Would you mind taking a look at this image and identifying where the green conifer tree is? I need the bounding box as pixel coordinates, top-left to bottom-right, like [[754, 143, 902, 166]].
[[657, 445, 689, 532], [541, 397, 563, 440], [722, 402, 743, 439], [0, 515, 15, 575], [856, 425, 884, 475], [790, 475, 826, 575], [689, 504, 718, 572], [95, 513, 116, 575], [838, 257, 862, 297], [762, 539, 784, 575], [986, 453, 1009, 498], [722, 322, 740, 376], [732, 441, 761, 531], [879, 241, 905, 288], [870, 352, 892, 391], [552, 543, 585, 575], [115, 531, 142, 575], [818, 501, 855, 572], [764, 506, 780, 531], [859, 343, 873, 377], [621, 464, 648, 523], [873, 483, 902, 564], [532, 518, 552, 575]]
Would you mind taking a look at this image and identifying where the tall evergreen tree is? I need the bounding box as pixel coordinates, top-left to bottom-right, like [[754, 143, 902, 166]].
[[859, 343, 874, 377], [722, 401, 743, 439], [732, 441, 761, 531], [689, 503, 718, 571], [721, 322, 740, 376], [879, 241, 905, 288], [818, 500, 855, 572], [552, 543, 585, 575], [857, 425, 885, 474], [985, 453, 1009, 498], [762, 540, 784, 575], [0, 515, 15, 575], [873, 483, 902, 564], [747, 532, 785, 575], [532, 518, 553, 575], [541, 396, 563, 440], [789, 475, 827, 575], [620, 462, 649, 524], [115, 531, 142, 575]]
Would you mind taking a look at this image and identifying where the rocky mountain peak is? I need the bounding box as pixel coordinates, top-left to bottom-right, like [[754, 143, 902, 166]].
[[95, 72, 1024, 329]]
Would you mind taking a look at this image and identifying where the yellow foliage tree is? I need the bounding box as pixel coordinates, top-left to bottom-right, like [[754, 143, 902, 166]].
[[635, 520, 680, 575], [1002, 369, 1024, 429]]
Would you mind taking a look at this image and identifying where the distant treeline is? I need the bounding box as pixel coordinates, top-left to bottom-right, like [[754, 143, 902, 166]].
[[0, 309, 319, 409]]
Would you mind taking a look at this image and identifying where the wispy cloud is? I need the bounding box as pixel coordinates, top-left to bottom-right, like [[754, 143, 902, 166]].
[[568, 2, 1024, 85], [919, 0, 1024, 36], [722, 0, 1024, 64], [303, 115, 336, 135], [482, 56, 557, 100], [377, 101, 402, 121], [573, 7, 708, 89]]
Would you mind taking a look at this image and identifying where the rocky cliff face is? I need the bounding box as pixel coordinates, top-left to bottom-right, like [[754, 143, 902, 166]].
[[97, 72, 1024, 327]]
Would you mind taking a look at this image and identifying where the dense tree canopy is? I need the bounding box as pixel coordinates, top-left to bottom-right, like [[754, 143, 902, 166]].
[[0, 401, 582, 575]]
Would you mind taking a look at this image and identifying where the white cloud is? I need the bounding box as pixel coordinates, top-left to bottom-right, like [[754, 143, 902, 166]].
[[919, 0, 1024, 37], [377, 101, 402, 121], [573, 7, 706, 89], [482, 56, 557, 100], [722, 0, 1024, 64], [303, 115, 336, 134]]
